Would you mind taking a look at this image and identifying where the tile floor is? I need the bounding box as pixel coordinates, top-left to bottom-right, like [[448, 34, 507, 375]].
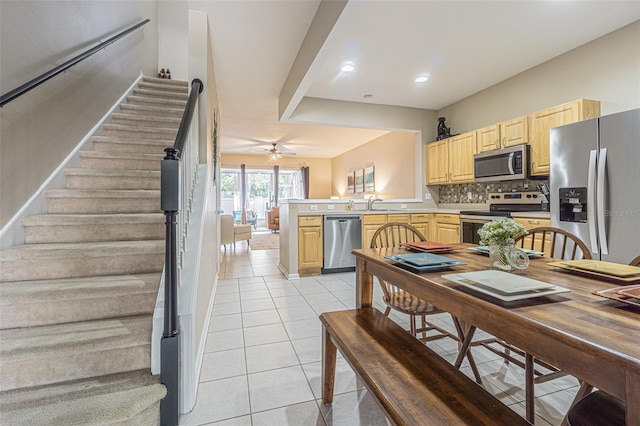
[[179, 242, 581, 425]]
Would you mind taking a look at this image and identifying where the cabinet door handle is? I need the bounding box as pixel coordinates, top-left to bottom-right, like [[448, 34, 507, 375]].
[[502, 137, 507, 147], [528, 220, 540, 225], [495, 139, 500, 148]]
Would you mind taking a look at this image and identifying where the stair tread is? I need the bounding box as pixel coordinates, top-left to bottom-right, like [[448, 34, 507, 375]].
[[79, 151, 165, 160], [110, 112, 181, 125], [0, 370, 165, 426], [23, 213, 164, 226], [92, 134, 174, 144], [46, 189, 160, 198], [1, 240, 164, 262], [142, 76, 188, 86], [0, 273, 161, 304], [103, 123, 178, 134], [64, 168, 160, 177], [132, 88, 188, 100], [118, 103, 184, 115], [126, 95, 186, 108], [0, 314, 152, 358]]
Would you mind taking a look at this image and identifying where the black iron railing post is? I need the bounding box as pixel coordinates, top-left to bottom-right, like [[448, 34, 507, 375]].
[[160, 147, 180, 426]]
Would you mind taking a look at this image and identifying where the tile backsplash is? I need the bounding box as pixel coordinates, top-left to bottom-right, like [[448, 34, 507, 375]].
[[438, 179, 549, 204]]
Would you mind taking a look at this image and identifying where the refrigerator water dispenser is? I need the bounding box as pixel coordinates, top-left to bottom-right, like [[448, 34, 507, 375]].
[[559, 187, 588, 223]]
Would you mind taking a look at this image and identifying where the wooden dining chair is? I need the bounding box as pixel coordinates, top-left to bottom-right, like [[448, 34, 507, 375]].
[[477, 226, 592, 415], [514, 226, 592, 260], [629, 255, 640, 266], [370, 222, 482, 383], [566, 390, 625, 426]]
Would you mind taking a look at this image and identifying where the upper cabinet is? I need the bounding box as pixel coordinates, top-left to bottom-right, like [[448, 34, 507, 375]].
[[426, 131, 476, 185], [528, 99, 600, 176], [477, 116, 529, 153]]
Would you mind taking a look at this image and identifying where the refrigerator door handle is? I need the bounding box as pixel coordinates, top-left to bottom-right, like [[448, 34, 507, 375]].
[[597, 148, 609, 255], [587, 150, 599, 254]]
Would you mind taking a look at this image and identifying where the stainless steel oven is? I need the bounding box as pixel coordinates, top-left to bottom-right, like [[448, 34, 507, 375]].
[[460, 212, 510, 244], [460, 191, 545, 244]]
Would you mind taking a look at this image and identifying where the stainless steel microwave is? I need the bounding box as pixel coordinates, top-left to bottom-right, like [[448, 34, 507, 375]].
[[474, 144, 529, 182]]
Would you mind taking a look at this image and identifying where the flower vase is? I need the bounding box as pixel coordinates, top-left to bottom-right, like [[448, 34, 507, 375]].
[[489, 239, 516, 271]]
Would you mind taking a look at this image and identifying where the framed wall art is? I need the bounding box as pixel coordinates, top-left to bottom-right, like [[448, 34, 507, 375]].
[[355, 169, 364, 193], [364, 166, 375, 193], [347, 172, 355, 194]]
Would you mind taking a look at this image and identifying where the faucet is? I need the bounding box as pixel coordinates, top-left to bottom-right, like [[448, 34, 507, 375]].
[[367, 195, 383, 210]]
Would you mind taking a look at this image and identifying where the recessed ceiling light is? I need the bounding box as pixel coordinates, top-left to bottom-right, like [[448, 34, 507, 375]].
[[415, 75, 429, 83], [341, 63, 355, 72]]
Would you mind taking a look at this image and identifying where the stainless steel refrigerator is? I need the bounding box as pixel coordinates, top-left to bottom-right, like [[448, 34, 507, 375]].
[[550, 108, 640, 264]]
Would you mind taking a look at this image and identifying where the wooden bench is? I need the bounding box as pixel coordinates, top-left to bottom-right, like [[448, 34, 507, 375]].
[[320, 308, 531, 425]]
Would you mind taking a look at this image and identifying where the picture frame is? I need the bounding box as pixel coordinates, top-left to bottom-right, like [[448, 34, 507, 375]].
[[355, 169, 365, 193], [347, 172, 355, 194], [364, 166, 375, 193]]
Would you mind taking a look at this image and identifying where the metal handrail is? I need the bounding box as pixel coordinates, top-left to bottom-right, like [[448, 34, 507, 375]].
[[160, 78, 203, 426], [0, 19, 150, 107]]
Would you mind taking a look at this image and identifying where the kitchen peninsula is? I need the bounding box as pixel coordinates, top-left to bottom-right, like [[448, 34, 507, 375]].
[[277, 197, 551, 279]]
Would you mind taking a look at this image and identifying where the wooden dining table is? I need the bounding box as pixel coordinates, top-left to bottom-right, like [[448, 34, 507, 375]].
[[352, 246, 640, 425]]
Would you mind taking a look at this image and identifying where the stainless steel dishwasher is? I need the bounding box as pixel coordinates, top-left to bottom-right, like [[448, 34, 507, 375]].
[[322, 215, 362, 273]]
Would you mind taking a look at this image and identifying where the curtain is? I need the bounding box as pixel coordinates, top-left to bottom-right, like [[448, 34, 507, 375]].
[[240, 164, 247, 223], [300, 166, 310, 199], [273, 165, 279, 207]]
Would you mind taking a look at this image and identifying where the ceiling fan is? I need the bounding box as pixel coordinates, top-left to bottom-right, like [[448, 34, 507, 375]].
[[266, 143, 296, 160]]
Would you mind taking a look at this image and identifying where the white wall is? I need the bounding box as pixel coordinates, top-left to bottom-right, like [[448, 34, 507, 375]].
[[0, 0, 158, 228], [158, 0, 189, 81], [437, 21, 640, 133]]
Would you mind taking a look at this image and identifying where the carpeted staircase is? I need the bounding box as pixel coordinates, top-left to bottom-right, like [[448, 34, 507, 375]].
[[0, 76, 188, 425]]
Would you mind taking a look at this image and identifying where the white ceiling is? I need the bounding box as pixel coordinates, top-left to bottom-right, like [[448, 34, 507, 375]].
[[189, 1, 640, 159]]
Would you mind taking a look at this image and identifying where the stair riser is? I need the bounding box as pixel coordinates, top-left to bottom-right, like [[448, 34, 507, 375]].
[[119, 104, 183, 118], [79, 157, 161, 171], [65, 176, 160, 190], [111, 116, 180, 129], [0, 253, 164, 282], [126, 96, 186, 109], [1, 293, 157, 329], [47, 198, 160, 214], [132, 89, 187, 101], [0, 345, 150, 392], [24, 223, 164, 243], [93, 140, 170, 155], [103, 128, 177, 141], [139, 81, 187, 93]]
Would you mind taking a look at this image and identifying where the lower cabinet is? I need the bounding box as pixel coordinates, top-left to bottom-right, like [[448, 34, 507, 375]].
[[513, 216, 551, 254], [362, 214, 387, 249], [298, 216, 323, 273], [432, 214, 461, 244], [410, 213, 431, 240]]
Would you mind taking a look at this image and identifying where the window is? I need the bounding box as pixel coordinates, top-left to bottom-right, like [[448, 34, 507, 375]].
[[220, 168, 302, 226]]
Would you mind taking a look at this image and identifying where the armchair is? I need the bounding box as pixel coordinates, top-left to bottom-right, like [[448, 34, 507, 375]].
[[221, 214, 252, 250], [267, 206, 280, 232]]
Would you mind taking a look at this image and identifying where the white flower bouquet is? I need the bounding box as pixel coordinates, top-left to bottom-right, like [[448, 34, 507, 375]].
[[477, 218, 527, 245]]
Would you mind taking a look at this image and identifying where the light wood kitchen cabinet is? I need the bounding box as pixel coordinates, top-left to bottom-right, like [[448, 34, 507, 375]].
[[362, 214, 387, 249], [431, 213, 460, 244], [426, 131, 476, 185], [513, 216, 551, 254], [298, 216, 323, 272], [425, 140, 449, 184], [500, 115, 529, 148], [448, 132, 477, 182], [387, 213, 409, 223], [477, 125, 500, 152], [410, 213, 431, 240], [477, 116, 529, 153], [528, 99, 600, 176]]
